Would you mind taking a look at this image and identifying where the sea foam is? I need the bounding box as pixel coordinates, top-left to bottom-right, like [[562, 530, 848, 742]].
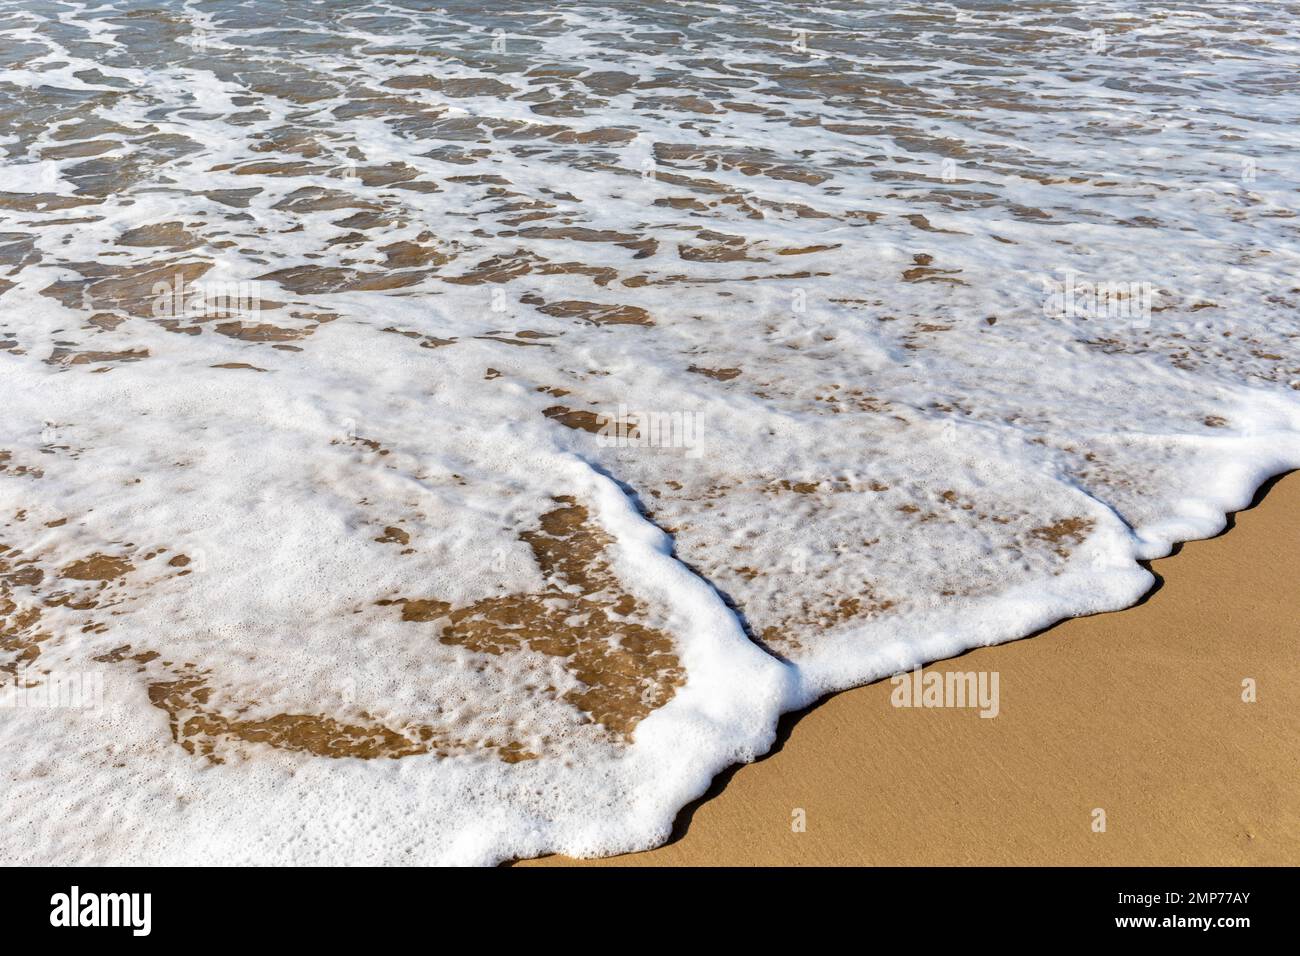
[[0, 0, 1297, 865]]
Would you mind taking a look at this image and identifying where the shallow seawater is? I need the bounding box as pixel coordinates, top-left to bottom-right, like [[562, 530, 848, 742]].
[[1, 0, 1298, 865]]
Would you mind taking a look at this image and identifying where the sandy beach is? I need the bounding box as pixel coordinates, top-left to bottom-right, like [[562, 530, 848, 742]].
[[3, 0, 1298, 869], [528, 471, 1300, 866]]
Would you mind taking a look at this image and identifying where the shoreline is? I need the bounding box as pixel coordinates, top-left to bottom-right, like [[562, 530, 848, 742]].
[[525, 470, 1300, 866]]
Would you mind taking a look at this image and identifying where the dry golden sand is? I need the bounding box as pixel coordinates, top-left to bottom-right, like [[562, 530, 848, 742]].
[[527, 471, 1300, 866]]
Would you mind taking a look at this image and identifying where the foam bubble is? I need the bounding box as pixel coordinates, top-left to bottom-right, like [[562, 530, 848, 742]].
[[1, 0, 1297, 864]]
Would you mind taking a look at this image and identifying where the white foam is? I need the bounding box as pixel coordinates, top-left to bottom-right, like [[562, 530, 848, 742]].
[[1, 0, 1297, 865]]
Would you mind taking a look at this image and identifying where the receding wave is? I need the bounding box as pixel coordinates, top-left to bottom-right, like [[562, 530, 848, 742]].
[[1, 0, 1298, 864]]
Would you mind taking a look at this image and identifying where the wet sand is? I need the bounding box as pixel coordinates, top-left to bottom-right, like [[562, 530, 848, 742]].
[[528, 471, 1300, 866]]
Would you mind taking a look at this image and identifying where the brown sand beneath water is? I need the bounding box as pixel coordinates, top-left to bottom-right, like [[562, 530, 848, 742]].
[[527, 471, 1300, 866]]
